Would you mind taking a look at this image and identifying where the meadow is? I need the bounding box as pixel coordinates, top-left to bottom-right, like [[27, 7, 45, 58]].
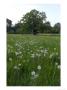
[[7, 34, 60, 86]]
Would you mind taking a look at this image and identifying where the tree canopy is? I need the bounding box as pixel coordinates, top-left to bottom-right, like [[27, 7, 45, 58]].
[[7, 9, 60, 34], [20, 9, 47, 34]]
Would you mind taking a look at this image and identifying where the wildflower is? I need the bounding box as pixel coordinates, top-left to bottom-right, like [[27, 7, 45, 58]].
[[56, 52, 58, 55], [49, 53, 54, 59], [37, 65, 41, 70], [30, 50, 33, 53], [44, 53, 46, 56], [15, 52, 19, 56], [14, 65, 19, 70], [18, 63, 21, 66], [40, 49, 44, 53], [15, 43, 18, 47], [31, 71, 35, 76], [55, 62, 58, 66], [36, 53, 40, 57], [19, 51, 22, 54], [8, 49, 10, 53], [57, 65, 60, 69], [44, 48, 48, 54], [31, 74, 39, 79], [31, 54, 35, 58], [9, 57, 12, 61], [54, 48, 56, 50]]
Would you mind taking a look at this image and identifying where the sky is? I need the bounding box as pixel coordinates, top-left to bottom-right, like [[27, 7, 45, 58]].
[[6, 1, 60, 26]]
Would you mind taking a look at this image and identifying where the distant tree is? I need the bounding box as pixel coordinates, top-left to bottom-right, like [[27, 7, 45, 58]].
[[7, 10, 60, 34], [52, 23, 61, 33], [7, 18, 12, 33], [20, 9, 47, 35], [42, 21, 52, 33], [12, 23, 23, 34], [7, 18, 16, 34]]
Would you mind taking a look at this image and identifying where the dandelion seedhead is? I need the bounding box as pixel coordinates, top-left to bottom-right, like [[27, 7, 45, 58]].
[[37, 65, 41, 70]]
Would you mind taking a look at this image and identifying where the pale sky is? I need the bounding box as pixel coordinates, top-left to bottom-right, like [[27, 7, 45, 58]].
[[6, 1, 60, 26]]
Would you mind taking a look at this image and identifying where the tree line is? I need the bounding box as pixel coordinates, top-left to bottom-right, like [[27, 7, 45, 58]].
[[7, 9, 60, 35]]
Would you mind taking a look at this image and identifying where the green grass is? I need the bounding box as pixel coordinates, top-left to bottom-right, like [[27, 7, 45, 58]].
[[7, 34, 60, 86]]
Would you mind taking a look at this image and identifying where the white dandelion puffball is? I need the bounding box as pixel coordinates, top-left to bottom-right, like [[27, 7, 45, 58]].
[[15, 52, 19, 56], [44, 53, 46, 56], [49, 53, 54, 59], [57, 65, 60, 69], [31, 74, 39, 79], [44, 48, 48, 52], [18, 63, 21, 66], [14, 66, 18, 69], [31, 71, 35, 76], [37, 65, 41, 70], [54, 48, 56, 50], [36, 53, 40, 57], [55, 62, 58, 66], [9, 58, 12, 61], [56, 52, 58, 55], [31, 54, 35, 58], [40, 50, 44, 53]]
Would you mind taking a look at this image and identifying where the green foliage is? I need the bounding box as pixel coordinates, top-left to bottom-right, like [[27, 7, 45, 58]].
[[20, 9, 46, 34], [43, 21, 52, 33], [7, 18, 12, 33], [52, 23, 60, 34], [12, 23, 23, 34]]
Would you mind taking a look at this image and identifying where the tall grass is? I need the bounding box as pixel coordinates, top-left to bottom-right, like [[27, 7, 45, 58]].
[[7, 34, 60, 86]]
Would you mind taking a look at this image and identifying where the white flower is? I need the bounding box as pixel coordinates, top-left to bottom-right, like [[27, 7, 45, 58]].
[[40, 50, 44, 53], [44, 49, 48, 54], [19, 51, 22, 54], [57, 65, 60, 69], [31, 74, 39, 79], [18, 63, 21, 66], [44, 53, 46, 56], [55, 62, 58, 66], [31, 71, 35, 76], [37, 65, 41, 70], [54, 48, 56, 50], [30, 50, 33, 53], [14, 65, 19, 70], [8, 49, 10, 53], [15, 43, 18, 47], [15, 52, 19, 56], [36, 53, 41, 57], [31, 54, 35, 58], [49, 53, 54, 59], [9, 58, 12, 61], [56, 52, 58, 55]]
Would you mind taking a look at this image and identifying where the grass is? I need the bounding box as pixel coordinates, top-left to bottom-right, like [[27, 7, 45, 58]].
[[7, 34, 60, 86]]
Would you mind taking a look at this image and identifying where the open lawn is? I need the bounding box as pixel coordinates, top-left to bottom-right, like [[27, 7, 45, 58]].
[[7, 34, 60, 86]]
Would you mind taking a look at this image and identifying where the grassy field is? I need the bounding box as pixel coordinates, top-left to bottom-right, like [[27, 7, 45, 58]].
[[7, 34, 60, 86]]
